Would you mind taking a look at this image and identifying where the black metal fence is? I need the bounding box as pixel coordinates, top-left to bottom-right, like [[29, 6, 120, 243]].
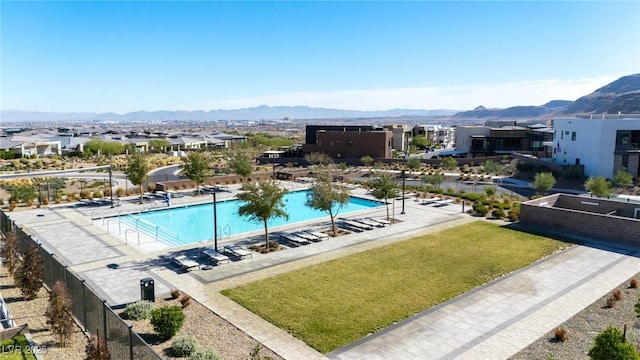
[[0, 211, 162, 360]]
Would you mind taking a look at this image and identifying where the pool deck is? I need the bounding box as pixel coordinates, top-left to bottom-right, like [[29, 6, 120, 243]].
[[6, 182, 640, 360]]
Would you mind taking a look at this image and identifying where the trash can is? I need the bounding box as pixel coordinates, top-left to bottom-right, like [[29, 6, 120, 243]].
[[140, 277, 155, 302]]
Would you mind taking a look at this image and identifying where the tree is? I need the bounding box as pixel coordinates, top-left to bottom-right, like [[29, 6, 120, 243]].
[[85, 330, 111, 360], [14, 244, 43, 300], [533, 172, 556, 195], [369, 172, 400, 220], [422, 173, 445, 189], [360, 155, 374, 168], [149, 139, 171, 153], [228, 149, 254, 182], [306, 170, 350, 236], [84, 139, 125, 157], [0, 230, 19, 276], [484, 185, 496, 199], [45, 281, 74, 347], [124, 153, 149, 204], [411, 136, 430, 150], [588, 326, 640, 360], [181, 152, 210, 195], [441, 157, 457, 171], [236, 180, 289, 247], [613, 170, 634, 187], [406, 158, 422, 171], [585, 176, 611, 198], [482, 160, 501, 175]]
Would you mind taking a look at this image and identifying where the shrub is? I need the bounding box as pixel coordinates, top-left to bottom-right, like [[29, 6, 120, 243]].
[[188, 348, 221, 360], [491, 209, 505, 219], [588, 326, 640, 360], [472, 202, 489, 217], [180, 295, 192, 308], [85, 332, 110, 360], [123, 300, 153, 320], [172, 335, 199, 357], [613, 288, 623, 301], [635, 295, 640, 317], [605, 294, 617, 308], [507, 209, 520, 222], [150, 305, 186, 340], [171, 289, 182, 299], [554, 327, 568, 342], [631, 278, 638, 288]]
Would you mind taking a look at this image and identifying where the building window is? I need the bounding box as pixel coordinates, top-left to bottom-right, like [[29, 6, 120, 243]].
[[571, 132, 576, 141], [561, 131, 564, 140], [622, 155, 629, 171]]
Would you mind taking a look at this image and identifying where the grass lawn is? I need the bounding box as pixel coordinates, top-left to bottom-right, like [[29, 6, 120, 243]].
[[0, 335, 38, 360], [221, 221, 569, 354]]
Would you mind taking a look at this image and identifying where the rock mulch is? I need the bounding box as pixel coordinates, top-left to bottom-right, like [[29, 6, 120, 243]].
[[511, 275, 640, 359], [121, 294, 283, 360], [0, 270, 86, 360]]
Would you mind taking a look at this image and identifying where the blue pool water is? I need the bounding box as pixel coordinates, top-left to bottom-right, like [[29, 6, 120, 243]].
[[121, 190, 383, 246]]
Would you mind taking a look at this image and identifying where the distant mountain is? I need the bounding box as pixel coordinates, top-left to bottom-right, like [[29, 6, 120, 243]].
[[453, 74, 640, 118], [560, 73, 640, 114], [453, 100, 572, 119], [0, 106, 458, 123]]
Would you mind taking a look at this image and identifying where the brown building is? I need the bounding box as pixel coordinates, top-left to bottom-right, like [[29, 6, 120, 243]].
[[303, 129, 392, 159]]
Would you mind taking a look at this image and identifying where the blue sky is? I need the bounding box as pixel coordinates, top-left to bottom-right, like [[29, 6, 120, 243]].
[[1, 1, 639, 113]]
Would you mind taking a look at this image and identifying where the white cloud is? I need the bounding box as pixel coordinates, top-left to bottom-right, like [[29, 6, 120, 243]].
[[202, 76, 618, 111]]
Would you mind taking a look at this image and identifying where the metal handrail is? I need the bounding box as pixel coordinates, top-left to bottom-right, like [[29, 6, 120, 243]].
[[124, 229, 140, 245]]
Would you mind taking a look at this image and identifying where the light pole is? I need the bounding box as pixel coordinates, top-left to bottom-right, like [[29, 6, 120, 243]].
[[401, 169, 406, 214], [212, 192, 218, 251]]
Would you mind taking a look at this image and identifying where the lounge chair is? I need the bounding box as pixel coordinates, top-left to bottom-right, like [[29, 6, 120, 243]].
[[421, 197, 441, 205], [304, 230, 329, 240], [292, 231, 321, 242], [356, 218, 384, 228], [433, 199, 455, 207], [340, 219, 373, 232], [367, 218, 391, 227], [172, 255, 200, 271], [224, 245, 252, 259], [280, 233, 310, 246], [201, 248, 230, 265]]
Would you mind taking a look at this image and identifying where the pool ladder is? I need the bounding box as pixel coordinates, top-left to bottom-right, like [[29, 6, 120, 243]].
[[217, 224, 231, 239]]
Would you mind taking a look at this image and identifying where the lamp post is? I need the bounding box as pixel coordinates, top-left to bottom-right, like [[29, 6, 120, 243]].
[[212, 192, 218, 251], [401, 169, 406, 214]]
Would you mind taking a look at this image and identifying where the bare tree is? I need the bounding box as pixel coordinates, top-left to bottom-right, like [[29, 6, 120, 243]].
[[45, 281, 75, 347]]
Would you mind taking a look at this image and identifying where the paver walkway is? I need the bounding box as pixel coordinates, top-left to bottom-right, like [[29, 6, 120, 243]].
[[328, 245, 640, 360], [6, 186, 640, 360]]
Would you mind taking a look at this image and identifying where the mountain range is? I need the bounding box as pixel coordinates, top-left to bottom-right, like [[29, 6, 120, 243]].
[[2, 74, 639, 123], [454, 73, 640, 118]]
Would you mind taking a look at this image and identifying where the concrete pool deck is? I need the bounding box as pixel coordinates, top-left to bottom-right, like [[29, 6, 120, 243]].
[[6, 182, 640, 360]]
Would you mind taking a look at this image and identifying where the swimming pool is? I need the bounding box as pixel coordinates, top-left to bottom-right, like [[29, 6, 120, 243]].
[[120, 190, 383, 246]]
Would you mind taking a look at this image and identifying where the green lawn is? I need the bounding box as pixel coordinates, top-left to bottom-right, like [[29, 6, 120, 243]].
[[0, 335, 38, 360], [222, 221, 568, 353]]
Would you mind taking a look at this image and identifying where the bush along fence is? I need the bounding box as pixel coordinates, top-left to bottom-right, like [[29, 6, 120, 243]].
[[0, 210, 161, 360]]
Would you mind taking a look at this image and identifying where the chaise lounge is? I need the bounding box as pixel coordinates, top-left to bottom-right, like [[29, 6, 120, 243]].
[[172, 255, 200, 271], [224, 245, 253, 259], [201, 248, 230, 265], [280, 233, 311, 246]]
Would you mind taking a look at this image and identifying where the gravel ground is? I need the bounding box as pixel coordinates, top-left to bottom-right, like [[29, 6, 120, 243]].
[[0, 269, 86, 360], [511, 275, 640, 359], [121, 294, 283, 360], [0, 264, 281, 359]]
